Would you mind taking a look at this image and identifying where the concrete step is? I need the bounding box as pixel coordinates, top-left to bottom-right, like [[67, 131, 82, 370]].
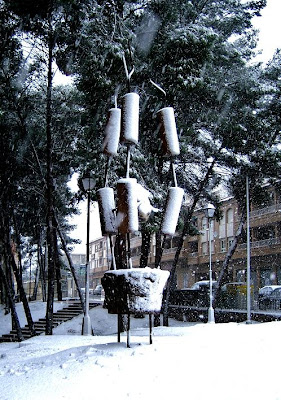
[[0, 301, 100, 343]]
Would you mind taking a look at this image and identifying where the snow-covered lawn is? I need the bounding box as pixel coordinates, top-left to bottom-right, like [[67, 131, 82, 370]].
[[0, 301, 280, 400]]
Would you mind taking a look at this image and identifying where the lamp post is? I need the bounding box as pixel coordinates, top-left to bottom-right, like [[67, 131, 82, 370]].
[[204, 203, 216, 323], [246, 175, 252, 324], [82, 173, 96, 335], [28, 253, 32, 301]]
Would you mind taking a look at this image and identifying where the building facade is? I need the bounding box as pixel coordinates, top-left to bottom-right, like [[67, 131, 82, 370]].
[[89, 236, 109, 289], [87, 185, 281, 295]]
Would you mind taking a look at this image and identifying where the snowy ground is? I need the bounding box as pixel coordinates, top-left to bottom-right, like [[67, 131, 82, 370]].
[[1, 300, 280, 400]]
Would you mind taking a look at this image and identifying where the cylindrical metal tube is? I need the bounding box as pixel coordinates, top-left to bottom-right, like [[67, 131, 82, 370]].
[[102, 108, 121, 156], [121, 93, 139, 145], [161, 187, 184, 235], [157, 107, 180, 157], [97, 187, 117, 235], [116, 178, 139, 234]]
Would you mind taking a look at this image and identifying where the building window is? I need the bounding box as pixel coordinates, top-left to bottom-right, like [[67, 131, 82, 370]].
[[202, 217, 207, 231], [220, 239, 226, 252], [219, 213, 226, 238], [226, 208, 234, 237], [202, 241, 214, 255], [228, 238, 234, 248], [183, 273, 188, 288], [202, 242, 208, 255], [188, 241, 198, 253]]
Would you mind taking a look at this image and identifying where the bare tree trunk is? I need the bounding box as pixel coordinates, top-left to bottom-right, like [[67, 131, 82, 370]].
[[115, 233, 127, 269], [54, 230, 62, 301], [213, 207, 246, 307], [0, 263, 24, 342], [154, 231, 162, 268], [32, 261, 40, 300], [10, 254, 36, 336], [140, 228, 151, 268], [45, 3, 56, 335], [56, 220, 85, 312], [12, 211, 24, 300], [162, 159, 216, 326]]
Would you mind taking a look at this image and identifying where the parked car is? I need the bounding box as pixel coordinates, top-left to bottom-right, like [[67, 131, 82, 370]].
[[220, 282, 252, 309], [191, 280, 218, 291], [267, 287, 281, 310], [93, 284, 103, 296], [258, 285, 281, 309]]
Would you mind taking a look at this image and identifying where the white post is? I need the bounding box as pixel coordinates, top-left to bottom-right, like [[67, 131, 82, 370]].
[[246, 175, 251, 324], [208, 217, 215, 323], [82, 186, 93, 335]]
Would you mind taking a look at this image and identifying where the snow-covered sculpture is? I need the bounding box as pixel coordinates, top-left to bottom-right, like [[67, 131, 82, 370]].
[[98, 74, 183, 346]]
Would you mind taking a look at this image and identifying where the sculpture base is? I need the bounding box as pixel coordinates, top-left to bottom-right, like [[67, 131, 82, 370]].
[[101, 267, 170, 315]]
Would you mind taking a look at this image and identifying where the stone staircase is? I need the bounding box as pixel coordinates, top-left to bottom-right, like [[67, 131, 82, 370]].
[[0, 300, 99, 343]]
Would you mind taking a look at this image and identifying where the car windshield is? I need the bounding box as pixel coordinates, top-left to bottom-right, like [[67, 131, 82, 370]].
[[270, 289, 281, 298]]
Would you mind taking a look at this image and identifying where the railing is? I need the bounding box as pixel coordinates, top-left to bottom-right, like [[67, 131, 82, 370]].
[[250, 203, 281, 218], [238, 237, 281, 250]]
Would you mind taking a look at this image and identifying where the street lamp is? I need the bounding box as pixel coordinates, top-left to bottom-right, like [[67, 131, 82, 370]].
[[246, 175, 252, 324], [28, 253, 32, 301], [204, 203, 216, 323], [82, 173, 96, 335]]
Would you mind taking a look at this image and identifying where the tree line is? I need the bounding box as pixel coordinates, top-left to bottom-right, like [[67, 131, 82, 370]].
[[0, 0, 280, 335]]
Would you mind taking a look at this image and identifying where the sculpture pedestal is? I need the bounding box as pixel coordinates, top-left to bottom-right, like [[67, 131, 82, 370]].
[[102, 267, 169, 346]]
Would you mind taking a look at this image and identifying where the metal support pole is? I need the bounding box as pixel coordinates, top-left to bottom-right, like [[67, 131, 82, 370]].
[[117, 314, 121, 342], [149, 314, 153, 344], [82, 190, 92, 335], [127, 313, 131, 348], [208, 218, 215, 323], [246, 175, 252, 324]]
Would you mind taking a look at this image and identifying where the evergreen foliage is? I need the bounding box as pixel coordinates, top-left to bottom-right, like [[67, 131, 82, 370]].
[[0, 0, 281, 325]]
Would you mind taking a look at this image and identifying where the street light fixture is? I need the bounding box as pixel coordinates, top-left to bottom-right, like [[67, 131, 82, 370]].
[[82, 173, 96, 335], [28, 253, 32, 301], [204, 203, 216, 323]]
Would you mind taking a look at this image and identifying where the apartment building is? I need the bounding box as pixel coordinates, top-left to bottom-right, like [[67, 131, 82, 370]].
[[89, 236, 109, 288], [171, 187, 281, 291], [88, 185, 281, 293]]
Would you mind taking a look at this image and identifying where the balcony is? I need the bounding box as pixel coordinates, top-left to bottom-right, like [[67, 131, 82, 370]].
[[250, 203, 281, 218], [238, 237, 281, 250]]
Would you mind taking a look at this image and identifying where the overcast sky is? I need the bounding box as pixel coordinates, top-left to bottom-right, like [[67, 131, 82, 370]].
[[253, 0, 281, 63]]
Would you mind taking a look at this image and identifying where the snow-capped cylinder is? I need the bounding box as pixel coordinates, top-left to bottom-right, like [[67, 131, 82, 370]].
[[102, 108, 121, 156], [161, 187, 184, 235], [97, 187, 117, 235], [121, 93, 139, 145], [157, 107, 180, 157], [116, 178, 139, 234]]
